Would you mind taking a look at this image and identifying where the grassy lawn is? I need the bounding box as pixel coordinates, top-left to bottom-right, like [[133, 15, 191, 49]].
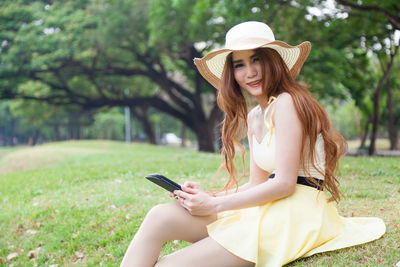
[[346, 138, 397, 151], [0, 140, 399, 266]]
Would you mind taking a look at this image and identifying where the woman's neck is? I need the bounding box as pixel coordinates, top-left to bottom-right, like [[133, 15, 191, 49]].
[[257, 94, 275, 111], [257, 95, 269, 110]]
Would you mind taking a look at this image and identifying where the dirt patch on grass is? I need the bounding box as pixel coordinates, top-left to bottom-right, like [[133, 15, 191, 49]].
[[0, 146, 103, 174]]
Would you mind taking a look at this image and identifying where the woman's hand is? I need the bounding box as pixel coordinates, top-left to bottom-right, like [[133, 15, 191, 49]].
[[173, 182, 218, 216], [168, 181, 202, 199]]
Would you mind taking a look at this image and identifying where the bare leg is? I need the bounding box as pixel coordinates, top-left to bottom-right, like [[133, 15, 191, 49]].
[[120, 202, 217, 267], [155, 237, 255, 267]]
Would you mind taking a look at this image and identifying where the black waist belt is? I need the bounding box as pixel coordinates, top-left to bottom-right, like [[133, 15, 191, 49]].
[[269, 173, 324, 191]]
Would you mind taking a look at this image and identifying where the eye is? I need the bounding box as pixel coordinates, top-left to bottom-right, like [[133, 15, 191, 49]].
[[253, 57, 260, 62], [233, 63, 244, 69]]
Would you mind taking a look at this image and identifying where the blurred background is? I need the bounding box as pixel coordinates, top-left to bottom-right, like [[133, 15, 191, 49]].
[[0, 0, 398, 155]]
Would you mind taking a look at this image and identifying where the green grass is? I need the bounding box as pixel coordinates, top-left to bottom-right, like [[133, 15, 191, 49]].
[[0, 140, 399, 266]]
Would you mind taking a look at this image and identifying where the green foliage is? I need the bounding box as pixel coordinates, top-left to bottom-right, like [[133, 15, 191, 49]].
[[86, 108, 125, 140], [327, 100, 363, 139], [381, 72, 400, 134], [1, 0, 399, 150], [0, 101, 34, 145], [10, 99, 55, 127]]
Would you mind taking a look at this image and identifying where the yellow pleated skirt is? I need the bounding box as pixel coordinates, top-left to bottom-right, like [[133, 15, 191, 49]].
[[207, 184, 386, 267]]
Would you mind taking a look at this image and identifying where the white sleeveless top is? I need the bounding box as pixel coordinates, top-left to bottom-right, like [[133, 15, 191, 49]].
[[251, 96, 326, 180]]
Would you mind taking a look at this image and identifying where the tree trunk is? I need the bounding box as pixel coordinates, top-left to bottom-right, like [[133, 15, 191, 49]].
[[132, 106, 157, 145], [392, 131, 399, 150], [194, 122, 215, 152], [386, 79, 397, 150], [368, 46, 398, 155], [180, 122, 186, 148], [359, 117, 370, 150], [368, 88, 382, 156], [8, 118, 17, 146], [68, 125, 73, 140], [32, 128, 40, 146], [192, 101, 223, 153], [54, 125, 61, 141], [77, 124, 81, 140], [143, 120, 156, 144]]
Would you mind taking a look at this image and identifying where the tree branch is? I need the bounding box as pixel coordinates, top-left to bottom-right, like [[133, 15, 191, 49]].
[[15, 94, 82, 105], [134, 49, 195, 105], [337, 0, 400, 30], [118, 44, 196, 105], [89, 96, 193, 127], [30, 73, 88, 105]]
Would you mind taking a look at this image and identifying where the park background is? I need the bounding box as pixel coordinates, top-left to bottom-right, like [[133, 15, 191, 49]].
[[0, 0, 399, 266]]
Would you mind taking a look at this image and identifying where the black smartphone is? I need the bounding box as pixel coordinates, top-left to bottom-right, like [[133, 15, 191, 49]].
[[145, 173, 182, 193]]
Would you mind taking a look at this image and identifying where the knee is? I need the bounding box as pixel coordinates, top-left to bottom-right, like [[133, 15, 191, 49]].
[[143, 203, 181, 233]]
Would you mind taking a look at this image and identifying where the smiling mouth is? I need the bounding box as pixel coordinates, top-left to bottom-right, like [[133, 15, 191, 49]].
[[247, 80, 262, 86]]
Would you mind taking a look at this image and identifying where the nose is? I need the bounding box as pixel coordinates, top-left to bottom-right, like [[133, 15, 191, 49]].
[[246, 64, 257, 78]]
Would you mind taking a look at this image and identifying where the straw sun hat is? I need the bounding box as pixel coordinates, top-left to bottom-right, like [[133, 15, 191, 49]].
[[194, 21, 311, 90]]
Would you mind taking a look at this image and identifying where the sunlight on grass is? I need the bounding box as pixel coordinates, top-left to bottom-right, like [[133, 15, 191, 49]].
[[346, 138, 394, 151], [0, 140, 399, 266]]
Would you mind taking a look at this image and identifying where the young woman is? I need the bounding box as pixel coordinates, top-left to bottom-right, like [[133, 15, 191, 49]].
[[121, 21, 385, 267]]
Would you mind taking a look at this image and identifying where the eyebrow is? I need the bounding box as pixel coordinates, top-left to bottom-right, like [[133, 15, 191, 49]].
[[232, 54, 258, 64]]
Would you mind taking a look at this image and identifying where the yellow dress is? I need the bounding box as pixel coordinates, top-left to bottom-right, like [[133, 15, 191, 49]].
[[206, 99, 385, 267]]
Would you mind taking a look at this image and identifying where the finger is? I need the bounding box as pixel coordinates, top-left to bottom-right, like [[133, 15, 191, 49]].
[[183, 181, 198, 187], [178, 198, 191, 212], [174, 190, 193, 200], [173, 196, 181, 204], [184, 181, 201, 188], [180, 202, 190, 211], [181, 185, 198, 194]]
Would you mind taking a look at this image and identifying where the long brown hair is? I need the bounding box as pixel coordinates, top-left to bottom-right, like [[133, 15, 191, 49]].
[[217, 47, 346, 202]]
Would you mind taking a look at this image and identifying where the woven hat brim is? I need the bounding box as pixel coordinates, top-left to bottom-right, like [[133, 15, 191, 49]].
[[194, 40, 311, 90]]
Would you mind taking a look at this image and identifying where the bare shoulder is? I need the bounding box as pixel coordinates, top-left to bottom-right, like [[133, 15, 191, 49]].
[[274, 92, 299, 122], [275, 92, 294, 109]]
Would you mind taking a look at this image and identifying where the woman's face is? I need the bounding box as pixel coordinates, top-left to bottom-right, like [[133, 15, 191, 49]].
[[232, 49, 264, 96]]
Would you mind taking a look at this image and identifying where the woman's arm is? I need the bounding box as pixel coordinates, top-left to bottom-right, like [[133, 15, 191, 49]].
[[214, 93, 302, 211], [213, 182, 251, 196], [213, 107, 272, 196], [174, 93, 302, 215]]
